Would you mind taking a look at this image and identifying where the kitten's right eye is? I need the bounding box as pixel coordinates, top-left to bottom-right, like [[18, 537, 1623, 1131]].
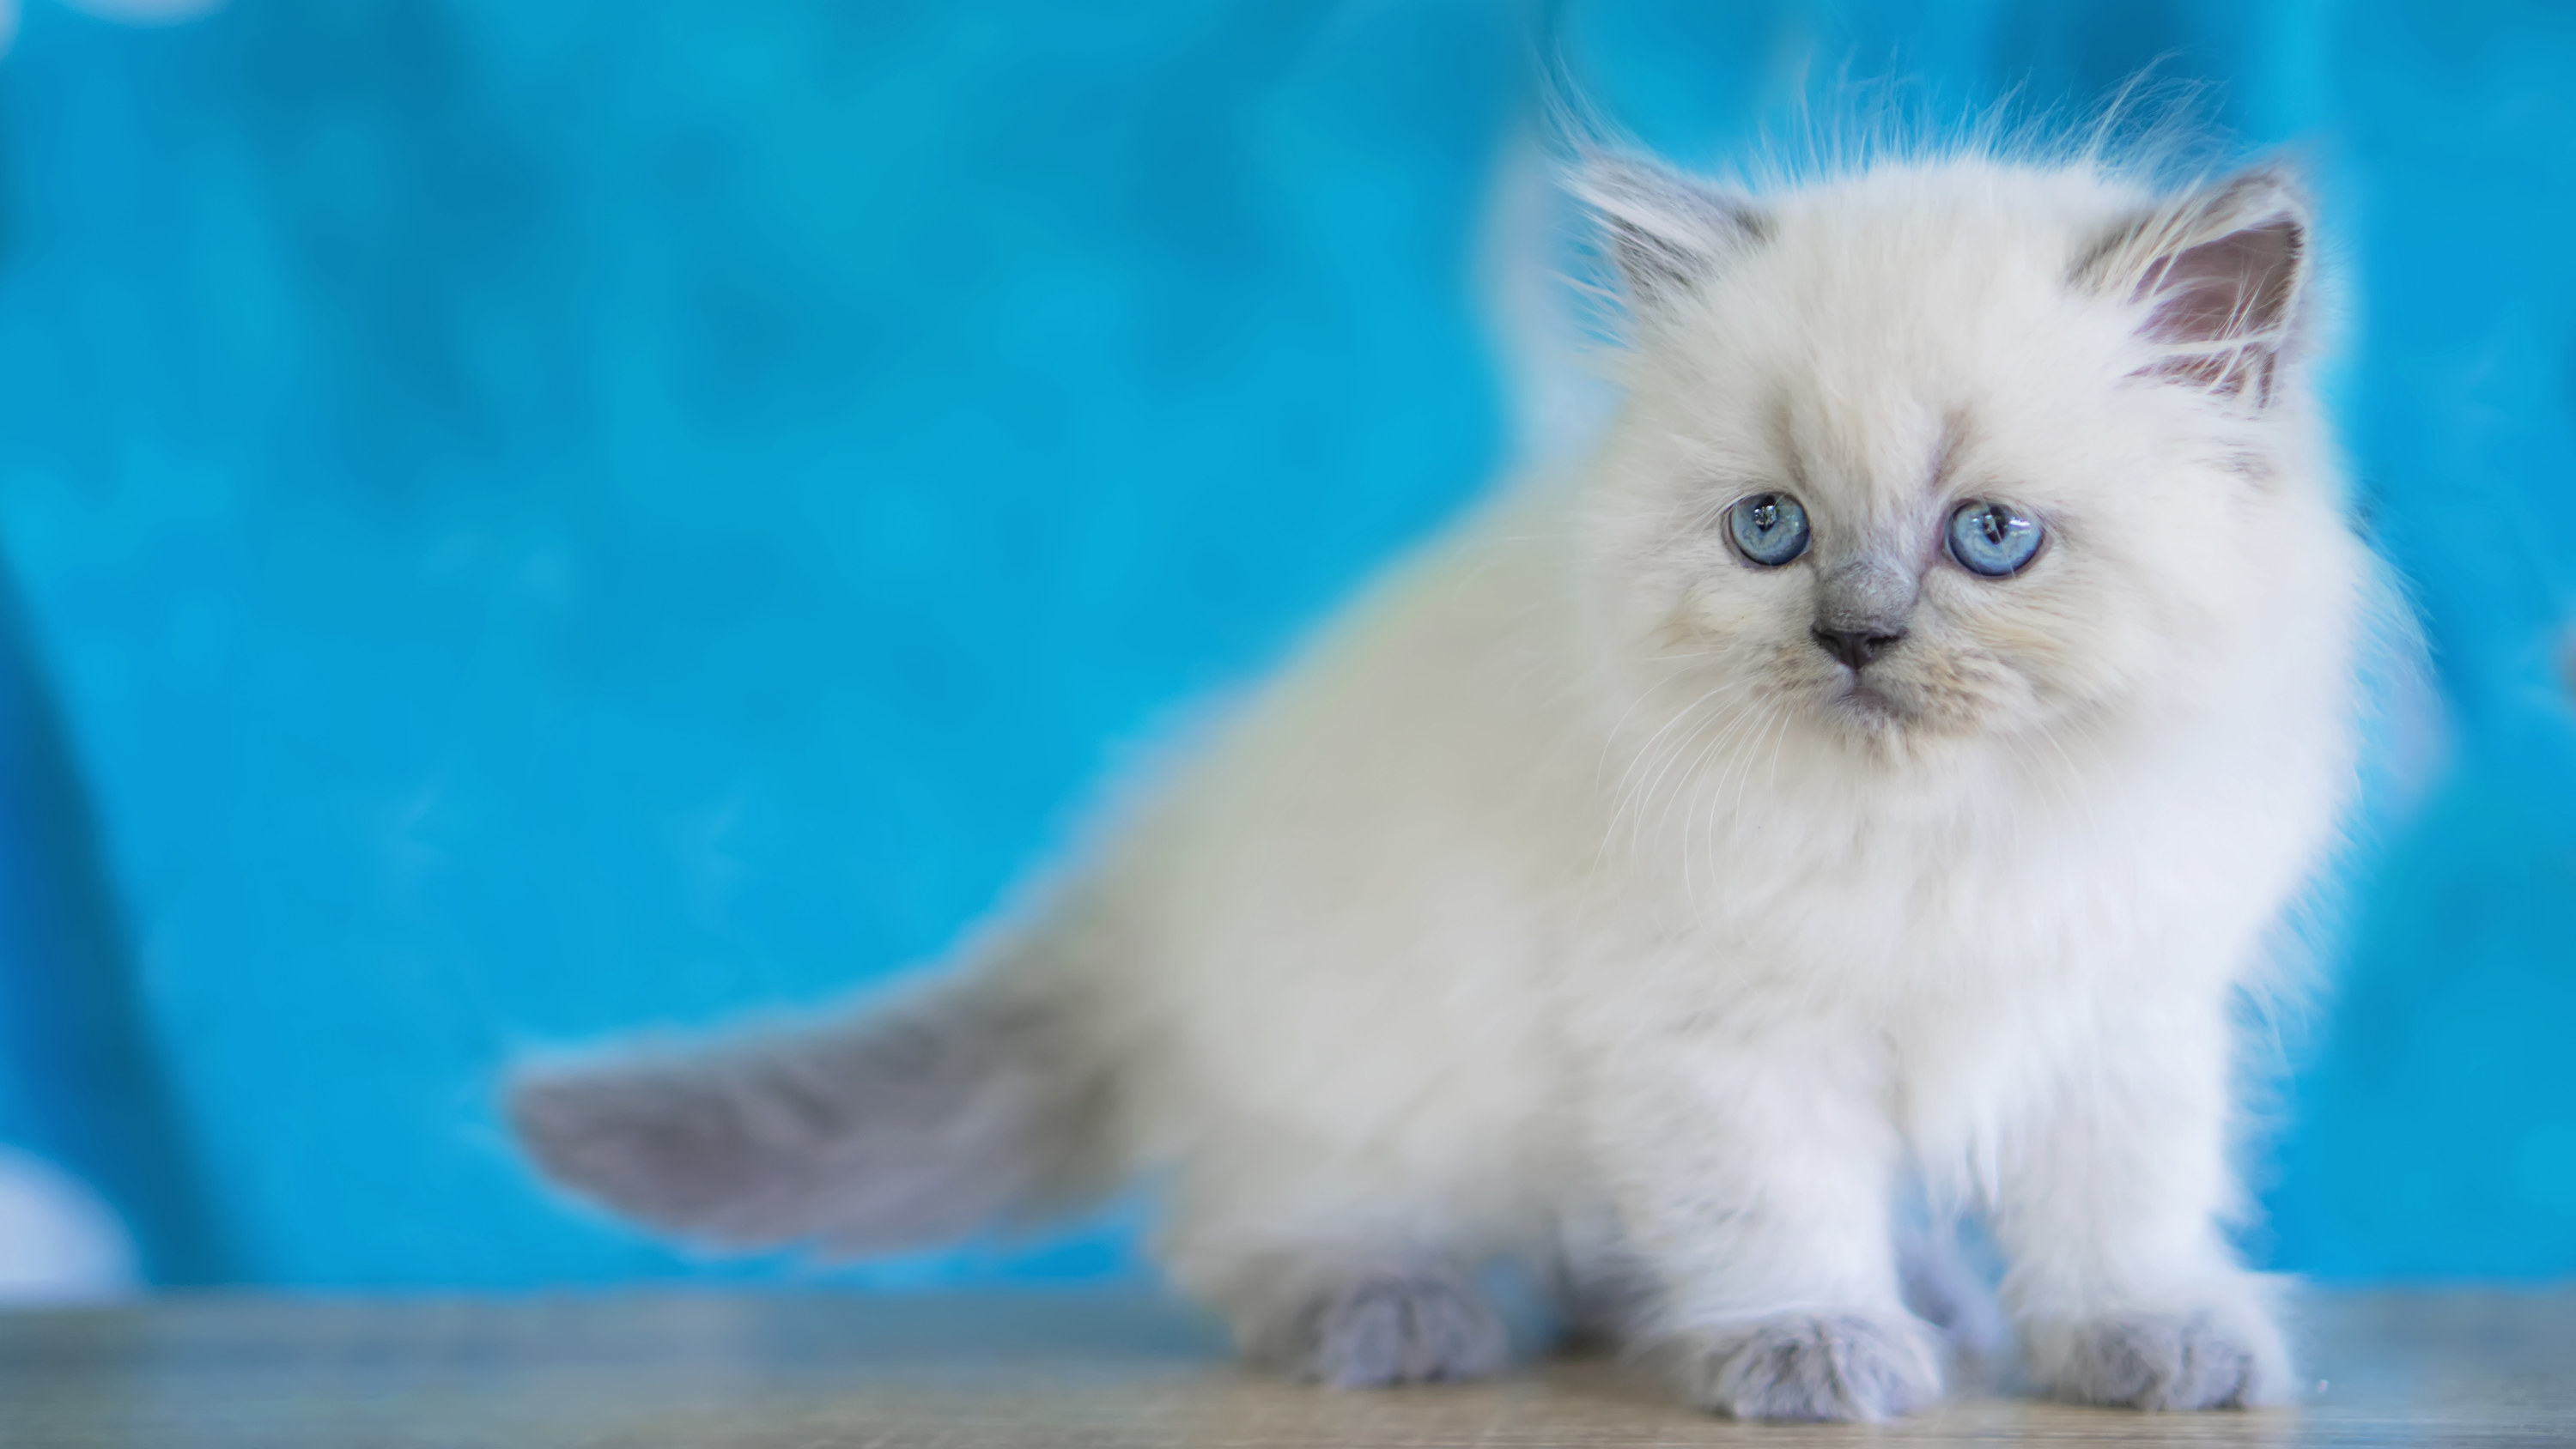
[[1727, 492, 1810, 567]]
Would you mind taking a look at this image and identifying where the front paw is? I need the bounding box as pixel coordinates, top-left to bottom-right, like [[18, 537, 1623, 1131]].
[[1260, 1268, 1510, 1388], [2036, 1307, 2289, 1410], [1663, 1311, 1944, 1422]]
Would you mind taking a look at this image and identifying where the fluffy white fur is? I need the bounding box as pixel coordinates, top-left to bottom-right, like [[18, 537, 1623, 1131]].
[[514, 142, 2382, 1422]]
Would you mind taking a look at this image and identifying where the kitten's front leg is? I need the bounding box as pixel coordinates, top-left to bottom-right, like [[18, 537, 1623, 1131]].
[[1992, 1004, 2291, 1411], [1587, 1026, 1942, 1422]]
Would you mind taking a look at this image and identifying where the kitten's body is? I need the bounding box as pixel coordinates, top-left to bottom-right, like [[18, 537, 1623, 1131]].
[[514, 149, 2379, 1421]]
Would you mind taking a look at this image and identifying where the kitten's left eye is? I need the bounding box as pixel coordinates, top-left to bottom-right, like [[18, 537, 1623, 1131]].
[[1946, 500, 2044, 577], [1728, 492, 1810, 567]]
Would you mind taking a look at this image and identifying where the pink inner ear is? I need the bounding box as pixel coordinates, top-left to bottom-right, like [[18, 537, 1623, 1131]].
[[2135, 216, 2304, 402]]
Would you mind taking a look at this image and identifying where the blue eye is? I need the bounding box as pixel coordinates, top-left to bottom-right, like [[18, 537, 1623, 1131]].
[[1946, 500, 2043, 577], [1728, 492, 1810, 567]]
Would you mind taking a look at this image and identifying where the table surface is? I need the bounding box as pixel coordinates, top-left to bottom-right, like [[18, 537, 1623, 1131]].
[[0, 1288, 2567, 1447]]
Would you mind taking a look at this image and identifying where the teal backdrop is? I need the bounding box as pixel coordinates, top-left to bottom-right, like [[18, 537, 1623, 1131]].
[[0, 0, 2568, 1288]]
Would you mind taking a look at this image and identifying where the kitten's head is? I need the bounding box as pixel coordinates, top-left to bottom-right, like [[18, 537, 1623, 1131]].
[[1577, 152, 2349, 765]]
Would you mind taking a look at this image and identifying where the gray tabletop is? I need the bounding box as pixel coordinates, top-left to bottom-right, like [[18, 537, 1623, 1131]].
[[0, 1288, 2567, 1447]]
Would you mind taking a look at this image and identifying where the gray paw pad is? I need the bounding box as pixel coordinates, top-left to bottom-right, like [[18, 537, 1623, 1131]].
[[1279, 1271, 1510, 1388], [1677, 1313, 1944, 1422], [2055, 1312, 2269, 1410]]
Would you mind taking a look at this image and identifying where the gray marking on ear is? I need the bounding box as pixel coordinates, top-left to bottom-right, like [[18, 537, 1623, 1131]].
[[1573, 152, 1771, 306], [2079, 161, 2312, 403]]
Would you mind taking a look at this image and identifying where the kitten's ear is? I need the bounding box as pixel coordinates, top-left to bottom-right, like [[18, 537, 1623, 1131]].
[[2081, 162, 2312, 403], [1573, 153, 1770, 306]]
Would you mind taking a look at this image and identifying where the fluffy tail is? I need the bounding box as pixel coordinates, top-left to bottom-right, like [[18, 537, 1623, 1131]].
[[507, 961, 1115, 1255]]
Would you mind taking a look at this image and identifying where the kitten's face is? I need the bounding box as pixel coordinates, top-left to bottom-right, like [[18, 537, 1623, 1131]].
[[1580, 160, 2321, 760]]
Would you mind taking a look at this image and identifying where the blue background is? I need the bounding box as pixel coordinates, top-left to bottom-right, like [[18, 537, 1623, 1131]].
[[0, 0, 2567, 1289]]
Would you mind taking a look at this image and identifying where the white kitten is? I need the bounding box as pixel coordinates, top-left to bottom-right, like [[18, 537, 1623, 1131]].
[[512, 140, 2385, 1422]]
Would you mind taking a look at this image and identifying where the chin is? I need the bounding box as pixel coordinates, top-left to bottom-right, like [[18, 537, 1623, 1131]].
[[1820, 675, 2014, 759], [1822, 677, 1912, 734]]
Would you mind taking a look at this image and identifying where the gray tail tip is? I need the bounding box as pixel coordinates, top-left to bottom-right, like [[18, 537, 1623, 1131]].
[[503, 980, 1103, 1256], [504, 1058, 804, 1247]]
